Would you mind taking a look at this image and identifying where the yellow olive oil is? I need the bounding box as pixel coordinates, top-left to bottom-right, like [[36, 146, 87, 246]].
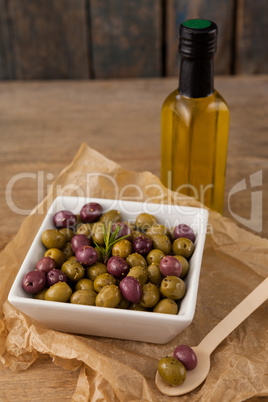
[[161, 19, 230, 213]]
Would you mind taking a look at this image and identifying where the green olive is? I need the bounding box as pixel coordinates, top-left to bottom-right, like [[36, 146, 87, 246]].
[[59, 228, 75, 242], [75, 278, 94, 291], [147, 263, 163, 286], [91, 222, 105, 246], [99, 210, 122, 228], [146, 224, 169, 238], [126, 252, 147, 269], [123, 221, 135, 231], [75, 214, 83, 227], [94, 247, 104, 262], [172, 238, 194, 259], [158, 357, 186, 386], [174, 255, 189, 278], [112, 239, 132, 259], [129, 303, 148, 311], [95, 284, 121, 308], [42, 229, 66, 250], [146, 249, 165, 265], [168, 226, 176, 242], [94, 273, 116, 293], [131, 230, 144, 242], [33, 288, 48, 300], [127, 265, 148, 285], [151, 234, 172, 254], [70, 289, 97, 305], [139, 283, 160, 308], [44, 282, 72, 302], [87, 262, 107, 281], [68, 256, 77, 262], [135, 213, 158, 231], [160, 276, 186, 300], [62, 242, 74, 260], [76, 223, 94, 238], [61, 260, 85, 282], [44, 248, 65, 268], [117, 297, 130, 309], [153, 298, 178, 315]]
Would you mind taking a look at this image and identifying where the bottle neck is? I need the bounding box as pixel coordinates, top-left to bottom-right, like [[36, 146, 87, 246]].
[[178, 56, 214, 98]]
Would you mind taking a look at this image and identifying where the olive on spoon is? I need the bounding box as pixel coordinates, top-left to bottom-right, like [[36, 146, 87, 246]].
[[155, 277, 268, 396]]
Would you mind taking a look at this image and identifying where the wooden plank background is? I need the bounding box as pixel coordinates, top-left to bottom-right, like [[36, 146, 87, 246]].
[[0, 0, 89, 79], [236, 0, 268, 74], [0, 0, 267, 80], [90, 0, 162, 78]]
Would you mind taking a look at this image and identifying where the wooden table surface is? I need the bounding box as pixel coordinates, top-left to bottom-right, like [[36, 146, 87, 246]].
[[0, 76, 267, 400]]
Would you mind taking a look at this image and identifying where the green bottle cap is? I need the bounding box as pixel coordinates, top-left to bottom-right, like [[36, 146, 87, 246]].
[[179, 19, 218, 58], [182, 19, 212, 29]]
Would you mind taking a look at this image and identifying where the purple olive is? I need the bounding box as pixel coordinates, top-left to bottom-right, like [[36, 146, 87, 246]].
[[160, 256, 182, 277], [111, 222, 132, 241], [53, 210, 77, 229], [75, 246, 98, 266], [107, 256, 129, 278], [71, 234, 91, 253], [47, 269, 68, 286], [133, 235, 152, 256], [173, 345, 198, 371], [119, 276, 142, 303], [35, 256, 56, 274], [22, 270, 46, 294], [173, 224, 196, 243], [80, 202, 103, 223]]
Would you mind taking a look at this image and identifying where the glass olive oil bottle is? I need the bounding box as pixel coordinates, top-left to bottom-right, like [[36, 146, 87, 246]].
[[161, 19, 229, 213]]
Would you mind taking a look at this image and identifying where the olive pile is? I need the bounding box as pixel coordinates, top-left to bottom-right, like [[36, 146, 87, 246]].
[[22, 202, 196, 314], [158, 345, 198, 386]]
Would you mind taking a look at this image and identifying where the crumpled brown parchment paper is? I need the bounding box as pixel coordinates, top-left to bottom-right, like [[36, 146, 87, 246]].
[[0, 143, 267, 402]]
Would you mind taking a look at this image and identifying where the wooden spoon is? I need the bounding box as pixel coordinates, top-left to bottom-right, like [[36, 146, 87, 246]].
[[155, 277, 268, 396]]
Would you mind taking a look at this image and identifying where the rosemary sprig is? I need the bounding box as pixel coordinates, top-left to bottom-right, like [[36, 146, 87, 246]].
[[93, 222, 130, 263]]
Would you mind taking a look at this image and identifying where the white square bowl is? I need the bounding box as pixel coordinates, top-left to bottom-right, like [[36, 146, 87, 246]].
[[8, 196, 208, 344]]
